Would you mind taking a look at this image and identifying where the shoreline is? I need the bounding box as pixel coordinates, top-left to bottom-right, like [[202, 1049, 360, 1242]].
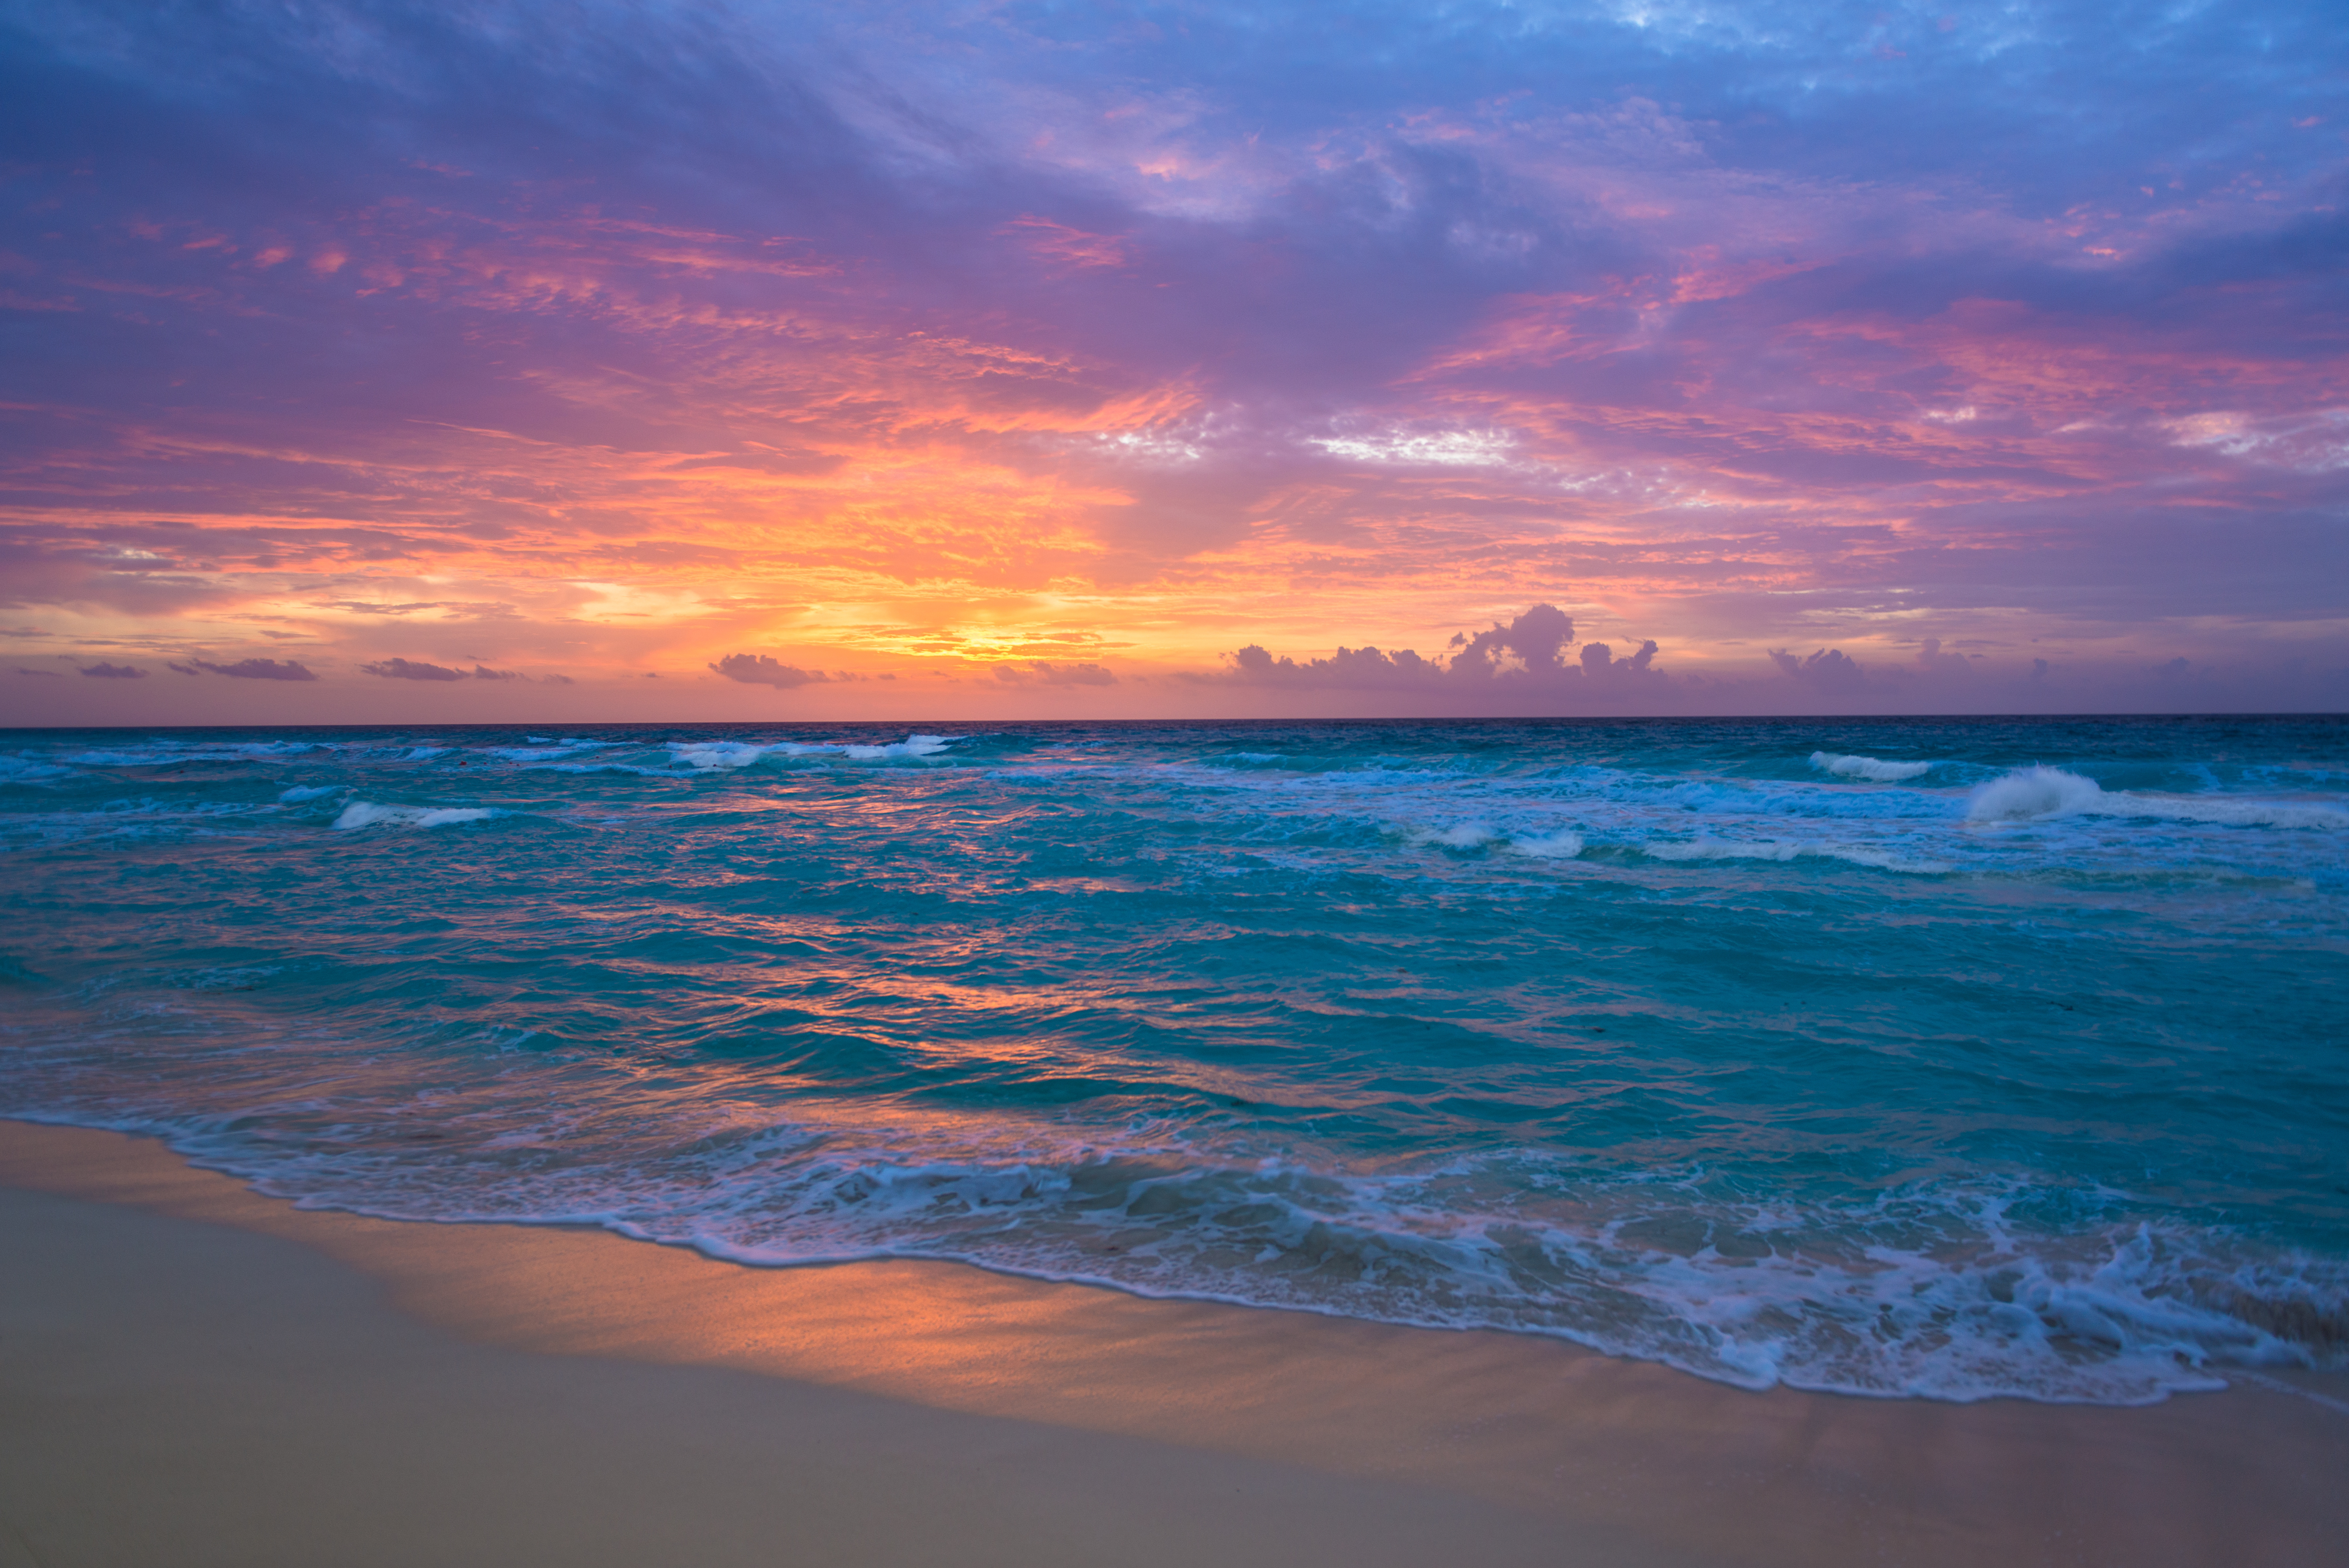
[[4, 1119, 2345, 1566]]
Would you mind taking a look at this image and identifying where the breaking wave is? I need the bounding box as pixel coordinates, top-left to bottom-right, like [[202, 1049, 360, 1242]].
[[333, 801, 501, 830], [1968, 766, 2349, 829], [1811, 751, 1934, 782]]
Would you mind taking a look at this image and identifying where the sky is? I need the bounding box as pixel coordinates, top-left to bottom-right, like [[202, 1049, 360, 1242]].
[[2, 0, 2345, 722]]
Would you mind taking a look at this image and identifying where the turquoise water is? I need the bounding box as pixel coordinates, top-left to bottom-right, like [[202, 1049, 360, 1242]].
[[4, 717, 2345, 1402]]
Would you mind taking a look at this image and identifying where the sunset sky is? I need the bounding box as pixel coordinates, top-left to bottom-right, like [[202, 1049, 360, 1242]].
[[3, 0, 2344, 721]]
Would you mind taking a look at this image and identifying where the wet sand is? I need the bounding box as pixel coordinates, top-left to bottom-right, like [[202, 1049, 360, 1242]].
[[2, 1119, 2342, 1567]]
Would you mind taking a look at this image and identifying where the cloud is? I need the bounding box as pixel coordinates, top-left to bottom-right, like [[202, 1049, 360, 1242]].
[[167, 658, 318, 681], [993, 660, 1116, 686], [359, 657, 465, 681], [470, 664, 521, 680], [78, 662, 147, 678], [1769, 648, 1868, 695], [1230, 643, 1449, 690], [1, 1, 2345, 719], [15, 667, 61, 678], [1447, 603, 1575, 678], [1227, 605, 1673, 698], [710, 653, 829, 688]]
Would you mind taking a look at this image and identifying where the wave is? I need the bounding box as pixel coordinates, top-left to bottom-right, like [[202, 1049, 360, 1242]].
[[1810, 751, 1934, 782], [1637, 836, 1950, 873], [1410, 822, 1496, 849], [1968, 766, 2349, 829], [332, 801, 501, 830], [1509, 828, 1586, 859], [83, 1113, 2342, 1407], [669, 733, 960, 770], [65, 741, 323, 766], [487, 740, 613, 761]]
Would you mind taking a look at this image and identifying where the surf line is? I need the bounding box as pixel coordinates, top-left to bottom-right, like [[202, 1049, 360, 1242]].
[[2229, 1370, 2349, 1417]]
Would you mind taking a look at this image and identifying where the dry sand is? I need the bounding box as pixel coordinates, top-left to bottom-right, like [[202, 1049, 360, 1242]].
[[2, 1119, 2342, 1567]]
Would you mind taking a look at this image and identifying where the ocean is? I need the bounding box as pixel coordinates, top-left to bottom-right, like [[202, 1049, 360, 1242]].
[[3, 716, 2344, 1404]]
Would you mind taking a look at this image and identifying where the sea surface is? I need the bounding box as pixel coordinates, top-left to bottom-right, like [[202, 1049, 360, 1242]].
[[4, 717, 2346, 1404]]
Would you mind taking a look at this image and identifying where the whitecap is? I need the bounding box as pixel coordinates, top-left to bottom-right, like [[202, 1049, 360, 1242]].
[[1509, 829, 1586, 859], [839, 733, 956, 761], [1810, 751, 1933, 782], [670, 734, 959, 770], [1412, 823, 1496, 849], [333, 801, 499, 830], [1967, 766, 2348, 829], [278, 785, 338, 803]]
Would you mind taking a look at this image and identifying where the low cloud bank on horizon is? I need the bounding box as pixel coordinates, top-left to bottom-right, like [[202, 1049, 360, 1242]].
[[3, 0, 2345, 722]]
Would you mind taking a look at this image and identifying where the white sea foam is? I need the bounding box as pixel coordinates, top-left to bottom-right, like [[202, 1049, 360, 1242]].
[[278, 785, 338, 803], [332, 801, 499, 830], [1410, 823, 1496, 849], [839, 733, 956, 761], [1810, 751, 1934, 781], [1968, 766, 2349, 829], [187, 1124, 2339, 1407], [670, 734, 959, 769], [670, 741, 771, 770], [1509, 829, 1586, 859], [0, 755, 74, 781]]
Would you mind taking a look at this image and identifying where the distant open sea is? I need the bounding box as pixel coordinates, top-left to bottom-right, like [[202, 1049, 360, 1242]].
[[4, 716, 2345, 1403]]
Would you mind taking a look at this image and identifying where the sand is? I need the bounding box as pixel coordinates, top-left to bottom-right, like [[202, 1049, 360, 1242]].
[[2, 1120, 2343, 1567]]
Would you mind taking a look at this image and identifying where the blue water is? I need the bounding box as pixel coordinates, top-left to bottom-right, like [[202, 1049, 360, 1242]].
[[4, 717, 2346, 1403]]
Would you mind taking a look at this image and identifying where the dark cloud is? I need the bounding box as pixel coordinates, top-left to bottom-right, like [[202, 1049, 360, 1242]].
[[359, 657, 464, 681], [710, 654, 828, 688], [167, 657, 318, 681], [77, 662, 146, 678], [14, 667, 61, 677]]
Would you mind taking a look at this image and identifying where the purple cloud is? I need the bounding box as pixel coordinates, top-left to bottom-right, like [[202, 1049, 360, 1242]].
[[710, 654, 828, 688], [168, 658, 318, 681], [359, 657, 465, 681], [78, 662, 147, 678], [1770, 648, 1870, 696], [1228, 606, 1673, 696], [994, 661, 1116, 687]]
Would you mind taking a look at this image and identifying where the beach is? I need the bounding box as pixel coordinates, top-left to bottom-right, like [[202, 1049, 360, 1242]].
[[5, 1119, 2343, 1567]]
